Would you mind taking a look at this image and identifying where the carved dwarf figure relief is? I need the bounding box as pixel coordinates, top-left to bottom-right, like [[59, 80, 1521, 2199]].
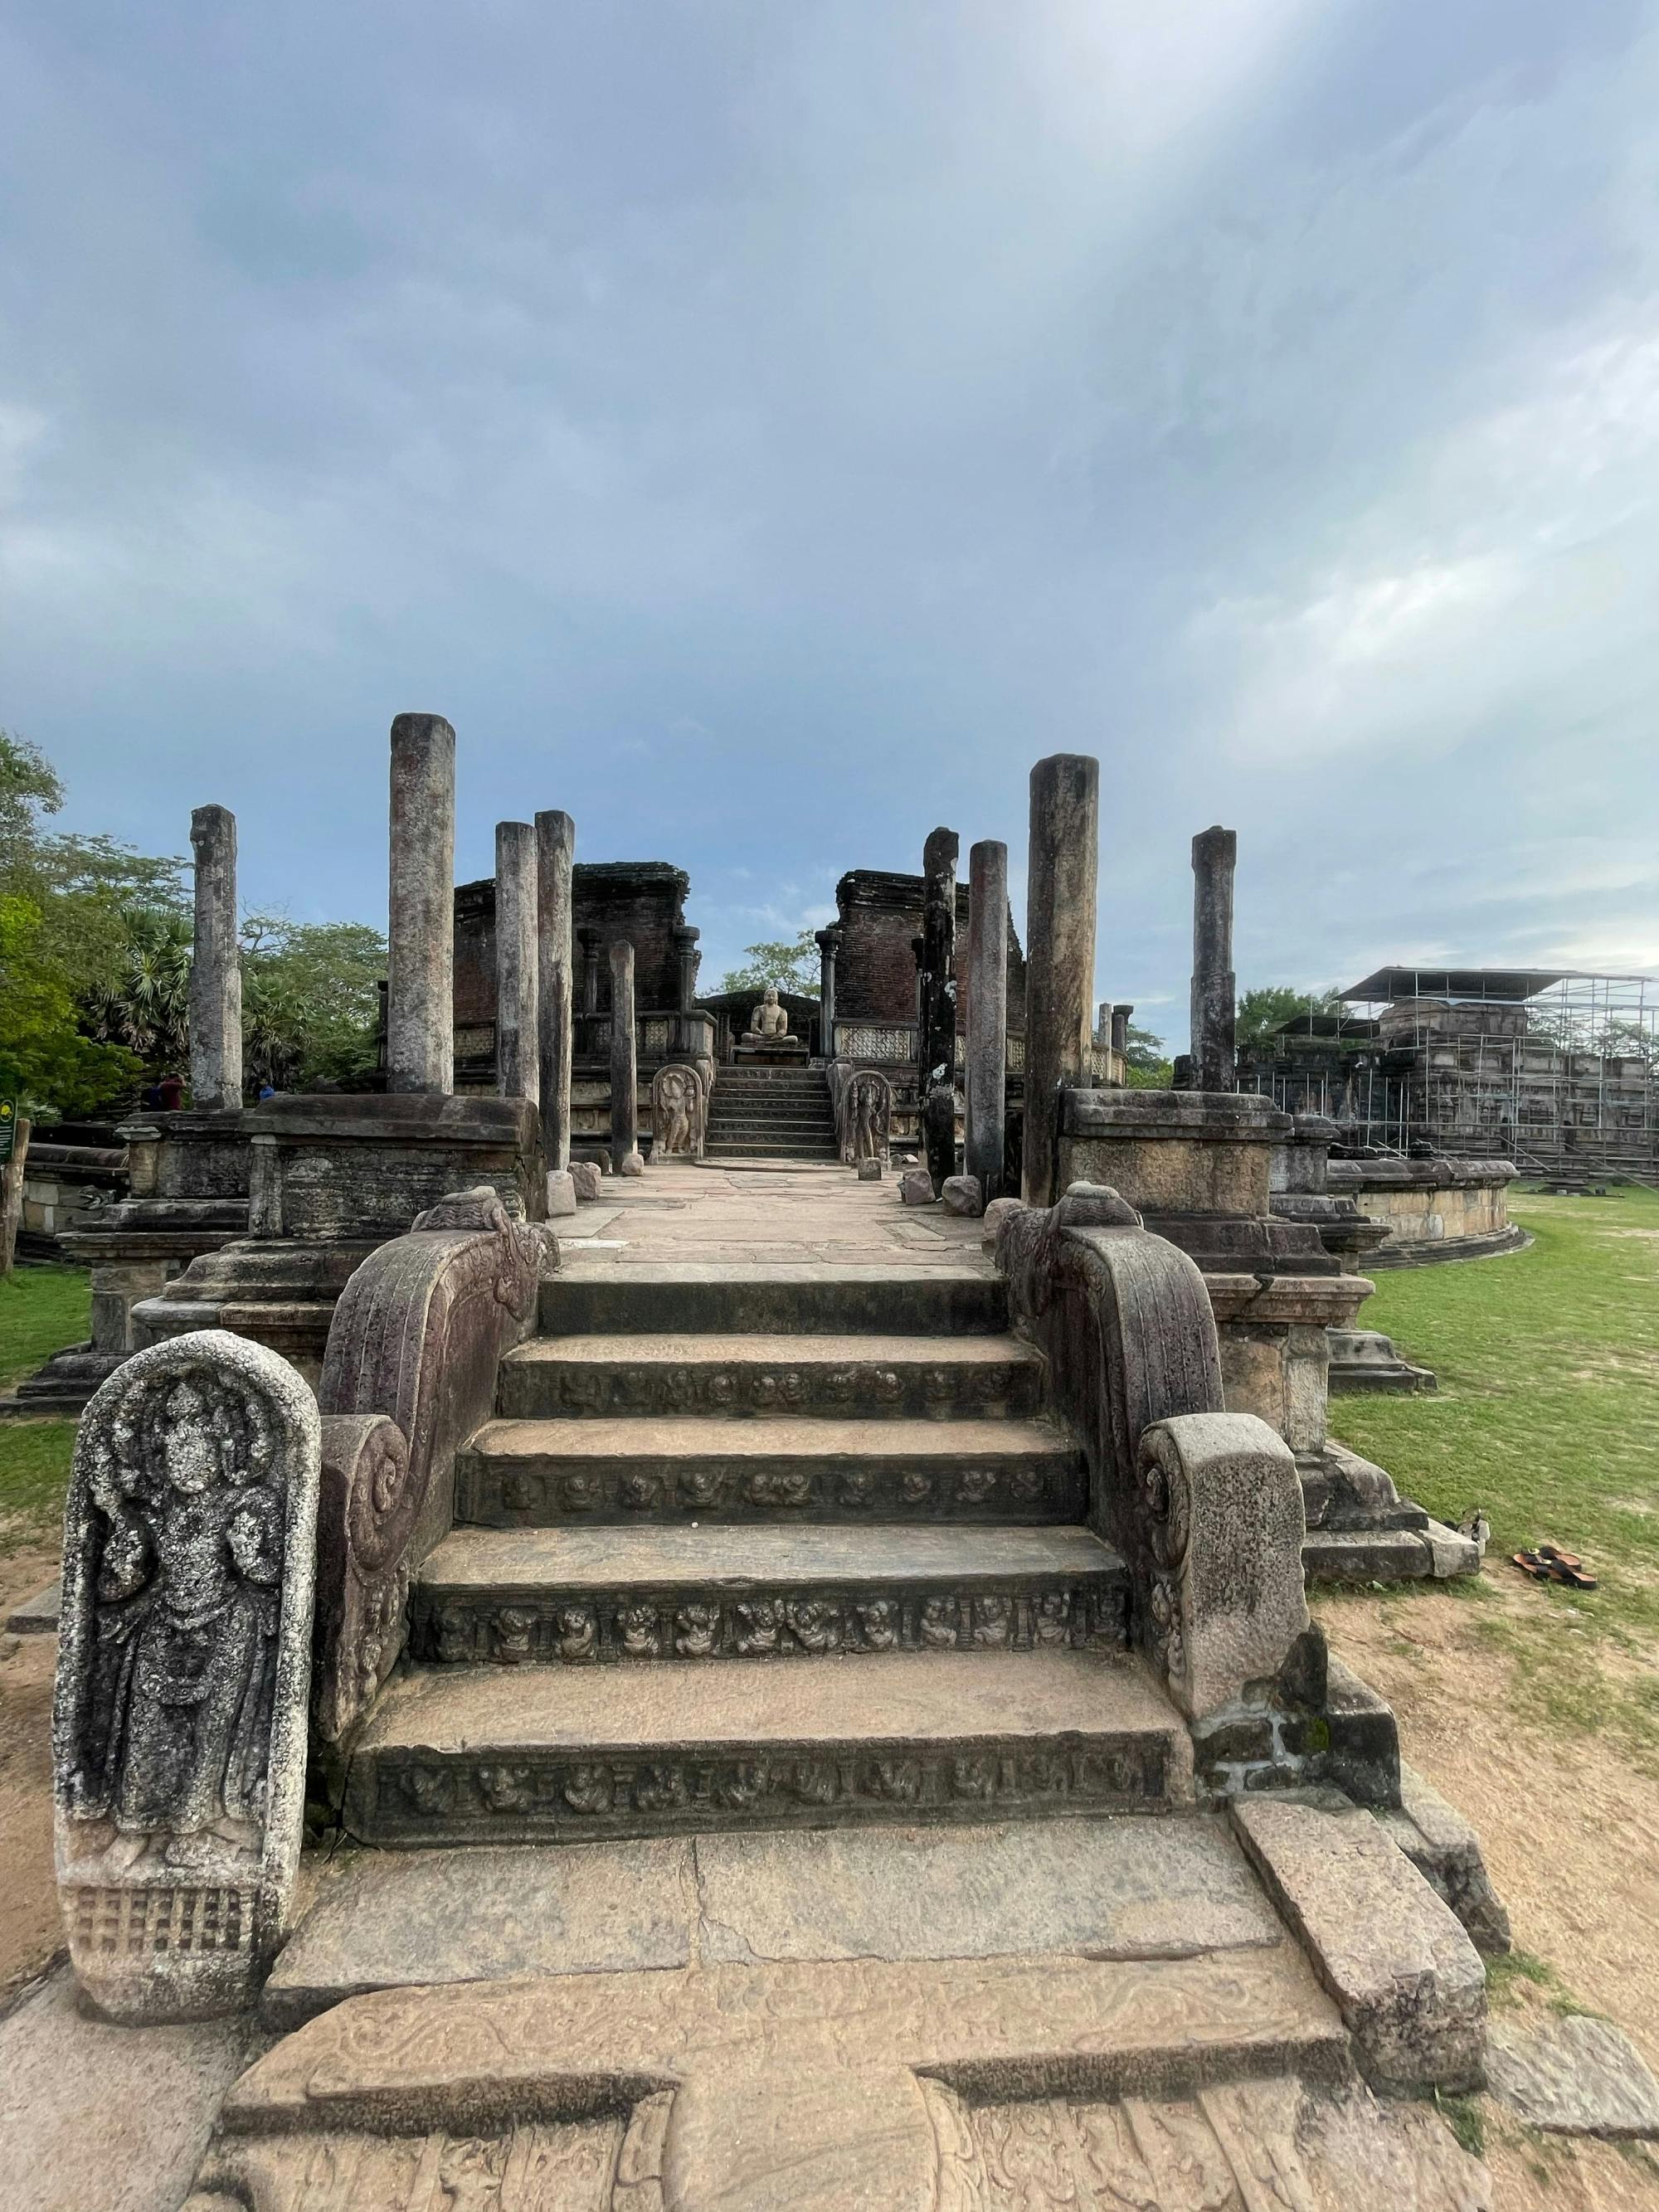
[[53, 1330, 319, 2022]]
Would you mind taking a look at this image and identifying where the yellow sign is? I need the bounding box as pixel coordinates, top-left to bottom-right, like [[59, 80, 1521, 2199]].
[[0, 1099, 15, 1164]]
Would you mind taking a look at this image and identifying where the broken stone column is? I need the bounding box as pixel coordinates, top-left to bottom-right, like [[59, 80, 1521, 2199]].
[[610, 940, 642, 1174], [1190, 825, 1238, 1094], [1112, 1004, 1132, 1058], [920, 827, 960, 1195], [53, 1330, 320, 2021], [966, 839, 1008, 1203], [1023, 754, 1099, 1205], [674, 926, 701, 1014], [494, 821, 539, 1106], [187, 805, 242, 1111], [535, 810, 576, 1172], [387, 713, 455, 1096], [815, 926, 842, 1043]]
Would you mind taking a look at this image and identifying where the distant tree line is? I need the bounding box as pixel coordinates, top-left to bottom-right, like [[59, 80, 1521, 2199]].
[[0, 731, 386, 1123]]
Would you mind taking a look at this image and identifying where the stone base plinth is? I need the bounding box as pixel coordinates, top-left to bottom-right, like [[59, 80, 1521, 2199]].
[[1058, 1090, 1289, 1218], [246, 1093, 546, 1240], [734, 1037, 809, 1065]]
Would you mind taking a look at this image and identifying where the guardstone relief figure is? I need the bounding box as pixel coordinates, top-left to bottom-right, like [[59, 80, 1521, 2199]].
[[841, 1069, 893, 1165], [650, 1063, 705, 1159], [53, 1330, 319, 2021]]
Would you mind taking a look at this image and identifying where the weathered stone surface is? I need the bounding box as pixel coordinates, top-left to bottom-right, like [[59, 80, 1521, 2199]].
[[545, 1167, 577, 1217], [1376, 1762, 1512, 1955], [618, 1149, 645, 1177], [386, 712, 455, 1096], [857, 1155, 883, 1181], [1188, 824, 1237, 1093], [263, 1840, 696, 2025], [1023, 754, 1098, 1205], [493, 819, 538, 1105], [187, 805, 241, 1111], [1485, 2012, 1659, 2138], [2, 1963, 269, 2212], [52, 1330, 320, 2021], [534, 809, 576, 1169], [1233, 1795, 1486, 2093], [314, 1189, 552, 1741], [965, 838, 1008, 1203], [184, 1943, 1349, 2212], [837, 1067, 892, 1166], [650, 1064, 704, 1160], [611, 941, 640, 1174], [693, 1813, 1281, 1969], [941, 1173, 983, 1217], [7, 1575, 61, 1634], [571, 1159, 604, 1200], [1136, 1409, 1310, 1725], [919, 826, 960, 1195], [981, 1194, 1024, 1247], [899, 1166, 937, 1206]]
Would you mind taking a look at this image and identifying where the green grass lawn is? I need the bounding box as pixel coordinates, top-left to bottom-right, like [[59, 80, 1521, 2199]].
[[1329, 1184, 1659, 1758], [0, 1263, 89, 1550]]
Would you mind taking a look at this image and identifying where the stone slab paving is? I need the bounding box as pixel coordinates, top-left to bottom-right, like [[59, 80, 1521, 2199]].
[[1486, 2013, 1659, 2138]]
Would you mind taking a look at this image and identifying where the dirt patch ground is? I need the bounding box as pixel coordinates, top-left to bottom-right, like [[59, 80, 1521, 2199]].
[[1321, 1578, 1659, 2207], [0, 1540, 65, 2010]]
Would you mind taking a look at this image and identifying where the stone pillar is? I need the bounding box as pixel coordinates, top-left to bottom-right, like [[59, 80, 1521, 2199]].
[[1190, 825, 1238, 1094], [387, 713, 455, 1096], [535, 810, 576, 1169], [609, 941, 641, 1174], [919, 829, 960, 1195], [579, 928, 602, 1015], [187, 805, 242, 1110], [674, 926, 701, 1013], [815, 927, 842, 1046], [1112, 1004, 1132, 1057], [966, 840, 1008, 1203], [494, 822, 539, 1106], [1023, 754, 1099, 1206]]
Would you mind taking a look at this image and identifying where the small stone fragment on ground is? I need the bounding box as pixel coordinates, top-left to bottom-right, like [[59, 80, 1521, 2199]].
[[545, 1168, 577, 1217], [618, 1150, 645, 1178], [1485, 2013, 1659, 2139], [1232, 1795, 1486, 2094], [856, 1156, 883, 1181], [941, 1173, 983, 1217], [570, 1160, 603, 1201], [898, 1167, 936, 1206]]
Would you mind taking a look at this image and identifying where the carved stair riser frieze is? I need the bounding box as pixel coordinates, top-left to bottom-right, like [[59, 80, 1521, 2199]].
[[348, 1737, 1171, 1846], [457, 1456, 1085, 1527], [496, 1359, 1044, 1423], [411, 1579, 1128, 1666]]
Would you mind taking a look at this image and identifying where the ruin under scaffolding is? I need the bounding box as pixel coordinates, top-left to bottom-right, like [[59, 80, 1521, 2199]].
[[1240, 965, 1658, 1181]]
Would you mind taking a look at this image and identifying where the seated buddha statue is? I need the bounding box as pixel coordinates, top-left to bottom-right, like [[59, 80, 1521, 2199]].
[[747, 985, 790, 1041]]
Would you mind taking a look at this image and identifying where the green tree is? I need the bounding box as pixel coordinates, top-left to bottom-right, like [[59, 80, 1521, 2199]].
[[1120, 1021, 1173, 1089], [718, 927, 820, 999], [241, 916, 387, 1090], [1236, 985, 1341, 1053], [0, 893, 142, 1112]]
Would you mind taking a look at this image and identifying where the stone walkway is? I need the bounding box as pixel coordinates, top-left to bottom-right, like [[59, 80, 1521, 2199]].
[[560, 1159, 990, 1271]]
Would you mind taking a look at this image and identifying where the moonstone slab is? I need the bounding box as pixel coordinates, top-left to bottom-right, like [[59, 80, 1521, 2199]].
[[52, 1330, 320, 2023]]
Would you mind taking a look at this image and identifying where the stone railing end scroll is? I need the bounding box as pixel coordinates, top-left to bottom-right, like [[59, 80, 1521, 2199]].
[[52, 1330, 319, 2022], [995, 1182, 1397, 1802], [313, 1187, 557, 1747]]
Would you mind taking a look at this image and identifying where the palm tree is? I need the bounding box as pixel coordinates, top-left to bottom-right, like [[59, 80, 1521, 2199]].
[[83, 911, 192, 1070]]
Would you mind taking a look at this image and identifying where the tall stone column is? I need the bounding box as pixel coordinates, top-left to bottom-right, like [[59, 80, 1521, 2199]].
[[674, 926, 701, 1012], [187, 805, 241, 1110], [387, 713, 455, 1096], [535, 810, 576, 1169], [1023, 754, 1099, 1206], [1112, 1003, 1133, 1057], [1190, 825, 1238, 1094], [609, 940, 642, 1174], [919, 828, 961, 1195], [815, 927, 842, 1048], [966, 840, 1008, 1202], [579, 929, 602, 1015], [494, 822, 539, 1106]]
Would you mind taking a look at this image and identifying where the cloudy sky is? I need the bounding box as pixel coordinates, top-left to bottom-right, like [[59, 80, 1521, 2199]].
[[4, 2, 1657, 1048]]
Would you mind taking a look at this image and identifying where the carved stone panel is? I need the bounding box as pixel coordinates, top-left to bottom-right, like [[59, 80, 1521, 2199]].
[[52, 1330, 320, 2021], [839, 1069, 893, 1164], [649, 1065, 705, 1161]]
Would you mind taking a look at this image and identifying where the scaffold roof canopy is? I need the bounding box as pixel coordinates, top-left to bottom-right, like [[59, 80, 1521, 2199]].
[[1340, 966, 1576, 1004]]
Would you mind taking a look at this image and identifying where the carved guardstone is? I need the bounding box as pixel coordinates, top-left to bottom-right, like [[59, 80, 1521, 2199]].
[[650, 1065, 705, 1160], [52, 1330, 319, 2022], [839, 1067, 893, 1165]]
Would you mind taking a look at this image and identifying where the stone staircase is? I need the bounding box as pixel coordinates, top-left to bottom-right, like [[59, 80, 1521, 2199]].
[[343, 1262, 1187, 1848], [701, 1064, 839, 1163]]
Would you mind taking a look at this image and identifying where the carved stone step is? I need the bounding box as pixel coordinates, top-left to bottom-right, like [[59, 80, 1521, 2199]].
[[456, 1416, 1084, 1526], [541, 1264, 1007, 1338], [343, 1649, 1190, 1847], [497, 1331, 1044, 1421], [703, 1144, 841, 1159], [411, 1524, 1126, 1665]]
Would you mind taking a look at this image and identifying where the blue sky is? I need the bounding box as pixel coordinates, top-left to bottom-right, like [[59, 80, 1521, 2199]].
[[3, 2, 1657, 1049]]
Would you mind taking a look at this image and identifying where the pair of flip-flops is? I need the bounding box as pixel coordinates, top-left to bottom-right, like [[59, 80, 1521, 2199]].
[[1512, 1544, 1598, 1590]]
